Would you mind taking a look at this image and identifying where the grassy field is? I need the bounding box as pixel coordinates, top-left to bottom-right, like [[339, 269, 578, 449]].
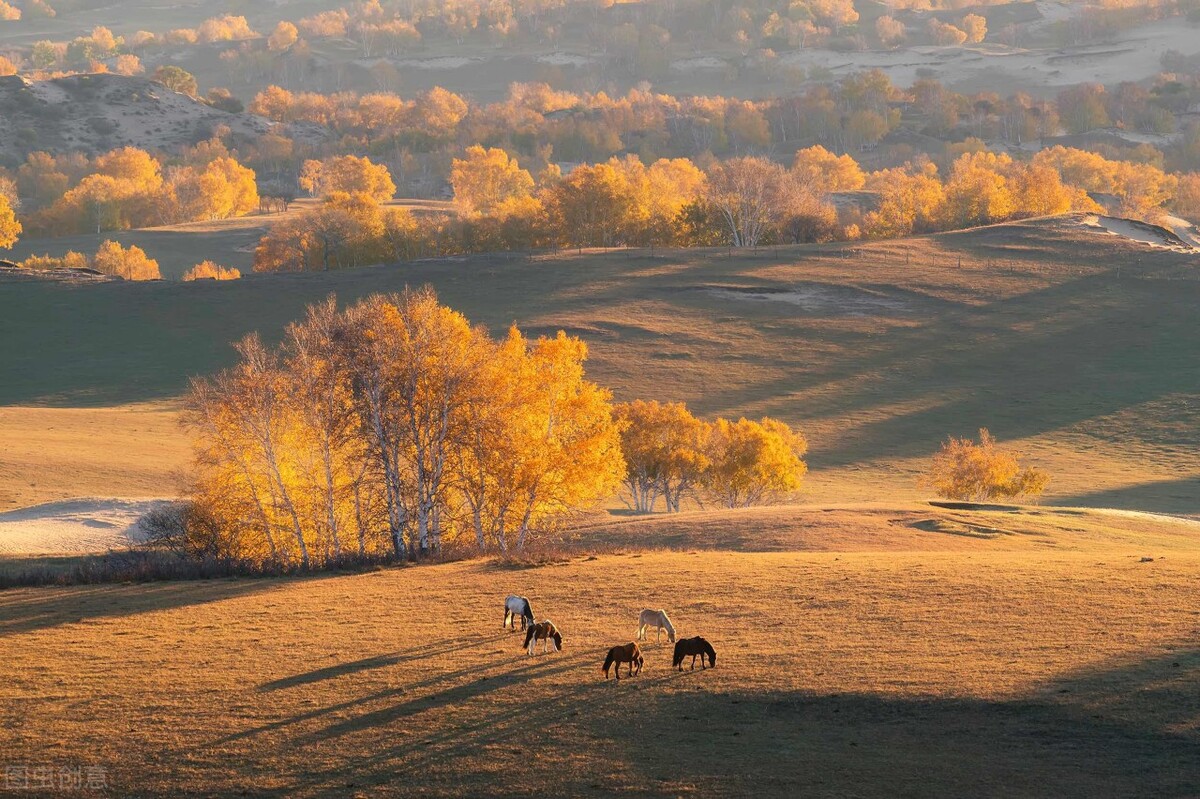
[[2, 199, 453, 281], [1, 214, 1197, 514], [1, 506, 1198, 797]]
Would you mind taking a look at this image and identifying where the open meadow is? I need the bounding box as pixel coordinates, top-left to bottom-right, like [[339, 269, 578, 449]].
[[1, 505, 1198, 797], [1, 215, 1199, 796]]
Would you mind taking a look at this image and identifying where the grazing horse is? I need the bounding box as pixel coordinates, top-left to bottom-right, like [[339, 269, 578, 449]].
[[504, 595, 535, 632], [672, 637, 716, 670], [523, 621, 562, 655], [602, 642, 644, 680], [636, 609, 676, 643]]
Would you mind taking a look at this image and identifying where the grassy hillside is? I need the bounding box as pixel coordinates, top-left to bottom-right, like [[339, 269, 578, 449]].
[[1, 214, 1197, 513], [3, 198, 452, 281], [2, 508, 1198, 797]]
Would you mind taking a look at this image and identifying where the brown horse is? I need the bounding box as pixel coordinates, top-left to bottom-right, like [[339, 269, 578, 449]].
[[523, 621, 562, 655], [672, 637, 716, 670], [602, 642, 644, 680]]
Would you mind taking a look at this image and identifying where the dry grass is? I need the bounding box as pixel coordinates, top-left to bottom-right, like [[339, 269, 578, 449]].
[[0, 404, 186, 511], [1, 215, 1196, 515], [2, 507, 1198, 797]]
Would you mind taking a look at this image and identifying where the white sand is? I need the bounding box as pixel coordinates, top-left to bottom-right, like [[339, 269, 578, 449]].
[[1081, 214, 1197, 252], [390, 56, 482, 70], [537, 52, 595, 67], [0, 498, 168, 555], [671, 56, 729, 72]]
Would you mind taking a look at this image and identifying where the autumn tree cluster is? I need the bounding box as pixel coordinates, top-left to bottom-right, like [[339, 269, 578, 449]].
[[182, 261, 240, 281], [7, 146, 259, 236], [926, 428, 1049, 502], [185, 290, 625, 565], [615, 400, 808, 513], [15, 240, 160, 280]]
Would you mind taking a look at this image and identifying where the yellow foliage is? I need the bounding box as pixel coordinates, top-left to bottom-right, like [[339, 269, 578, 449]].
[[792, 145, 866, 195], [300, 155, 395, 202], [702, 417, 808, 508], [615, 400, 709, 513], [183, 261, 241, 281], [92, 239, 160, 280], [451, 146, 534, 217], [0, 194, 20, 249], [186, 291, 623, 562], [926, 428, 1049, 502]]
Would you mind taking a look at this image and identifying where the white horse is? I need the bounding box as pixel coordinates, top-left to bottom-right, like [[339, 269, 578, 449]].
[[636, 609, 676, 643], [504, 595, 535, 631]]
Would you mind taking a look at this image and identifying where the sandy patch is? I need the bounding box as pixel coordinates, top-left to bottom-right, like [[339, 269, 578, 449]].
[[0, 498, 168, 555], [671, 56, 728, 72], [537, 52, 595, 67], [1081, 214, 1198, 252], [391, 56, 482, 70], [707, 284, 908, 315]]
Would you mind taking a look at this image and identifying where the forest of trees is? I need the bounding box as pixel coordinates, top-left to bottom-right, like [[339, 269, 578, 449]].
[[180, 291, 809, 567]]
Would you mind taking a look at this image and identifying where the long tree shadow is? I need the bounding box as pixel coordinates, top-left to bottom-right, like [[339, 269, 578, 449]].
[[1053, 477, 1200, 516], [0, 578, 281, 637]]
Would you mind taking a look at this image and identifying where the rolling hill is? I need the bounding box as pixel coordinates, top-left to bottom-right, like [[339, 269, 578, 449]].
[[0, 213, 1197, 519]]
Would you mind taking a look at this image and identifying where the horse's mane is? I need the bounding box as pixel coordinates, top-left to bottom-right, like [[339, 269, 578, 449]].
[[659, 610, 675, 633]]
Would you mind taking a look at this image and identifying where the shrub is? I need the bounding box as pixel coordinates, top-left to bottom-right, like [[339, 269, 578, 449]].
[[926, 428, 1049, 502]]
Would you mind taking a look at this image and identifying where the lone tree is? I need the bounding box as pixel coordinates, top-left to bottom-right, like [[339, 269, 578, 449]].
[[153, 65, 198, 97], [926, 428, 1049, 502]]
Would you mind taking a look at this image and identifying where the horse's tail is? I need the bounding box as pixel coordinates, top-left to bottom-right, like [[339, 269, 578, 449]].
[[671, 642, 683, 667], [523, 626, 534, 649], [602, 650, 614, 674]]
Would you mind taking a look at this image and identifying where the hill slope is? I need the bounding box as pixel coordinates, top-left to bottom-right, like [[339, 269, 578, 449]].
[[0, 215, 1197, 514], [0, 74, 278, 165]]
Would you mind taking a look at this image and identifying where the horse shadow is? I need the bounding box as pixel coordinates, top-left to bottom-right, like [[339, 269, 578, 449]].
[[217, 634, 590, 748], [292, 646, 605, 746], [287, 657, 689, 796], [257, 632, 511, 692]]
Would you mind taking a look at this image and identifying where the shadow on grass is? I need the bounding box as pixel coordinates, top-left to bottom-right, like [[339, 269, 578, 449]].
[[264, 645, 1200, 798], [258, 632, 512, 692], [1054, 477, 1200, 516], [0, 577, 280, 637]]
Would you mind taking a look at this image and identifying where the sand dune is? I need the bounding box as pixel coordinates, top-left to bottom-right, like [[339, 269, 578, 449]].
[[0, 497, 166, 555], [1081, 214, 1198, 252]]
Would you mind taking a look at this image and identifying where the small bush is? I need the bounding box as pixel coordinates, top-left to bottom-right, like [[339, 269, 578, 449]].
[[925, 428, 1049, 502]]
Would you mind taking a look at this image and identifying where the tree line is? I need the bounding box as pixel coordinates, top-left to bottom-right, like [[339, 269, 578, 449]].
[[253, 142, 1179, 272], [180, 290, 808, 567]]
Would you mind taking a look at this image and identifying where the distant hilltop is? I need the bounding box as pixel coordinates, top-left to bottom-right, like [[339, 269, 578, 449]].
[[0, 74, 318, 166]]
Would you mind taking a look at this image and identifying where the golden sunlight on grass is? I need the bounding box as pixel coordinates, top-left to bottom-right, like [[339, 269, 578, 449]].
[[2, 508, 1198, 797]]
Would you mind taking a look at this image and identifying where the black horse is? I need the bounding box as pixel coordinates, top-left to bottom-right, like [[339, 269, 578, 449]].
[[672, 636, 716, 670]]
